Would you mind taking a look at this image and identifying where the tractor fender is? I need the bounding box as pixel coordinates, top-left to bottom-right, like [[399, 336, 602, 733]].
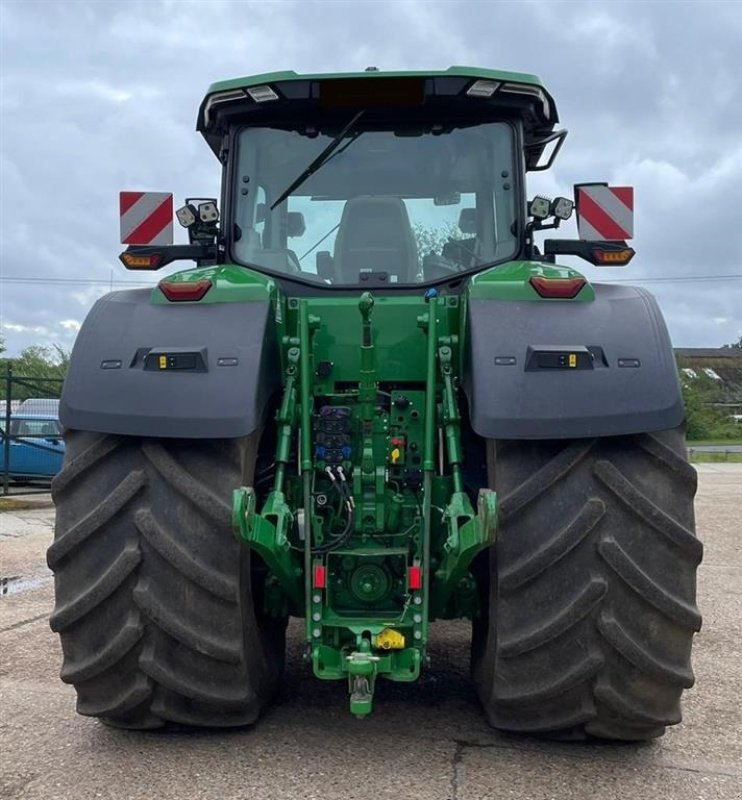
[[60, 289, 280, 438], [463, 283, 684, 439]]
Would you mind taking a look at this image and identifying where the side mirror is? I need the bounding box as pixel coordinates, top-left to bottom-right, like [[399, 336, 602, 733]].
[[434, 192, 461, 206]]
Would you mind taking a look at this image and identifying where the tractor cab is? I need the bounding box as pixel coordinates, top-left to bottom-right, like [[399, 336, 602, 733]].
[[121, 67, 634, 282], [196, 68, 563, 289]]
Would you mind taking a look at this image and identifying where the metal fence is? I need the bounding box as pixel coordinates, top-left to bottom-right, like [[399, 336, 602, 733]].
[[1, 367, 64, 495]]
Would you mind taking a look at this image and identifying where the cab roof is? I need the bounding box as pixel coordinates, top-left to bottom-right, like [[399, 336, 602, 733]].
[[197, 67, 560, 169], [204, 66, 548, 96]]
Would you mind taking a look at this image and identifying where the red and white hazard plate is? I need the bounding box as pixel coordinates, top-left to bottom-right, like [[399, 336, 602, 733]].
[[119, 192, 173, 246], [576, 185, 633, 241]]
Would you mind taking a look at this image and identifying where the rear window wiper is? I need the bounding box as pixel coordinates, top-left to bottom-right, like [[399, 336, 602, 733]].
[[270, 110, 365, 210]]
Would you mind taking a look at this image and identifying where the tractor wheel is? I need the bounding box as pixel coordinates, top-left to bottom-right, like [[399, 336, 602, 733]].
[[472, 427, 702, 740], [47, 431, 285, 729]]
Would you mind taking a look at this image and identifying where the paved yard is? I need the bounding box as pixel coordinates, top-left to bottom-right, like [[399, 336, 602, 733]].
[[1, 465, 740, 799]]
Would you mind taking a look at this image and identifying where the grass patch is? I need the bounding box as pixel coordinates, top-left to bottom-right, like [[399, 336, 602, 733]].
[[0, 497, 35, 511], [688, 438, 742, 446], [689, 451, 742, 464]]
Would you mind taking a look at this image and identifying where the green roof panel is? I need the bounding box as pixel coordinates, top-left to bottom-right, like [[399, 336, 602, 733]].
[[204, 65, 546, 98]]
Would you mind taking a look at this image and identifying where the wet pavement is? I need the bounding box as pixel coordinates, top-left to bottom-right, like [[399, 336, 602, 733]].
[[1, 467, 741, 800]]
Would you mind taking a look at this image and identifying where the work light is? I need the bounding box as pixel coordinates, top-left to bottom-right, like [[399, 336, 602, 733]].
[[198, 202, 219, 223], [175, 204, 198, 228], [528, 196, 551, 219], [552, 196, 574, 220]]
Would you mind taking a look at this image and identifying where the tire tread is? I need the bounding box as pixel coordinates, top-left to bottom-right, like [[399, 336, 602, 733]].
[[49, 431, 282, 729], [474, 428, 701, 741]]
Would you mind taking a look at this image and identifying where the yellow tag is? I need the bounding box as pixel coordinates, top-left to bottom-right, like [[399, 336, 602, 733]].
[[159, 355, 167, 370], [391, 447, 400, 464], [568, 353, 577, 368], [375, 628, 405, 650]]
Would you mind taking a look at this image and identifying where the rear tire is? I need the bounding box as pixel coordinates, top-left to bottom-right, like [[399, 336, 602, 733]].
[[472, 427, 702, 740], [48, 431, 285, 729]]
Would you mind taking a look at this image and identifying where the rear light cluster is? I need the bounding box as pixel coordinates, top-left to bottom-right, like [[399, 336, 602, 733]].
[[530, 276, 586, 299], [591, 247, 634, 265], [120, 252, 162, 269], [158, 279, 212, 302]]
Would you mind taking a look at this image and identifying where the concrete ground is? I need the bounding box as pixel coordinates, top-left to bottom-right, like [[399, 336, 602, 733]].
[[1, 466, 740, 800]]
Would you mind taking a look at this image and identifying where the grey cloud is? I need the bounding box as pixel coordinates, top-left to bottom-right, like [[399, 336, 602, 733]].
[[1, 0, 740, 356]]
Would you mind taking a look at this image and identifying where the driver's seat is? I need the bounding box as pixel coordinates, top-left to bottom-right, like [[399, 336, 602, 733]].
[[333, 197, 418, 283]]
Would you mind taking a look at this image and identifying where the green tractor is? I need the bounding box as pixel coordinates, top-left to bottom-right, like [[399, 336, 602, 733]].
[[48, 67, 702, 739]]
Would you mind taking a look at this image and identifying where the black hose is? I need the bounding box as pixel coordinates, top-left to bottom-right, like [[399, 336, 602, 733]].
[[311, 506, 355, 554]]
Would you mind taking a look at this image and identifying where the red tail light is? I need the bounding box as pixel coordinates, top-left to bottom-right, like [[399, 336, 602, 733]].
[[530, 276, 586, 299], [313, 565, 327, 589], [158, 278, 212, 302], [408, 565, 422, 591]]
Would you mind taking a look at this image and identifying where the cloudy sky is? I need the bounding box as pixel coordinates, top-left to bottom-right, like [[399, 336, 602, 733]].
[[1, 0, 740, 356]]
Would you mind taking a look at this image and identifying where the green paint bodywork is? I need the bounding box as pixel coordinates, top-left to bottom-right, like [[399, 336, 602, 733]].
[[154, 259, 592, 305], [204, 65, 546, 99], [151, 263, 275, 304], [469, 260, 594, 302], [229, 283, 504, 715]]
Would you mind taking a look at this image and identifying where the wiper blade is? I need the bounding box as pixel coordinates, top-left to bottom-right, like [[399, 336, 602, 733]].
[[270, 110, 365, 210]]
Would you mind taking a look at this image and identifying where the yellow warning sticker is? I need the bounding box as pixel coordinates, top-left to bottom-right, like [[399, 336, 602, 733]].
[[159, 355, 167, 370], [568, 353, 577, 368]]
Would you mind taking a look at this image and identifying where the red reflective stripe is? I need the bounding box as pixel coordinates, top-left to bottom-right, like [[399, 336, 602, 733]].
[[119, 191, 144, 216], [611, 186, 634, 210], [579, 191, 630, 240], [124, 197, 172, 245]]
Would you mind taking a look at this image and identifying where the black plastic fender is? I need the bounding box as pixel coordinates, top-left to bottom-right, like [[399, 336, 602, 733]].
[[60, 289, 279, 438], [463, 283, 684, 439]]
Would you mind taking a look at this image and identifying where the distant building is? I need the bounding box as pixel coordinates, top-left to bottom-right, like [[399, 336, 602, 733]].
[[675, 348, 742, 418]]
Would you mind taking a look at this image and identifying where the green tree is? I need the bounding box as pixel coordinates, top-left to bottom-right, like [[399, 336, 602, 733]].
[[413, 221, 462, 259], [677, 358, 740, 440], [722, 335, 742, 349], [0, 344, 69, 401]]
